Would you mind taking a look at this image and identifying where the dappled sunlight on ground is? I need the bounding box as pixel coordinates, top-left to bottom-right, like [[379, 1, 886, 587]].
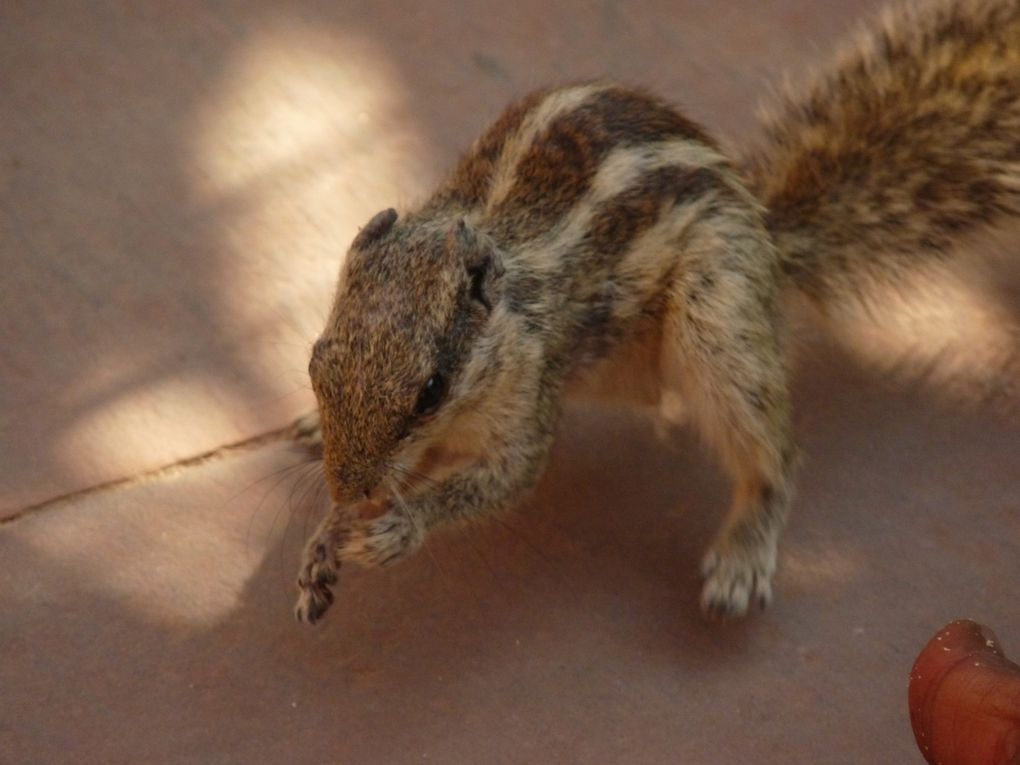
[[808, 244, 1020, 409], [189, 19, 430, 203], [55, 373, 243, 479], [9, 444, 317, 628], [780, 542, 861, 593], [187, 16, 438, 333]]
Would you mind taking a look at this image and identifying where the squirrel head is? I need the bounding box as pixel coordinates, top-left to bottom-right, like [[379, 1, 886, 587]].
[[309, 208, 505, 505]]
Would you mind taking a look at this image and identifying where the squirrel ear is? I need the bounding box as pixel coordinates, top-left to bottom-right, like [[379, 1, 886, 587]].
[[352, 208, 398, 250], [448, 219, 505, 312]]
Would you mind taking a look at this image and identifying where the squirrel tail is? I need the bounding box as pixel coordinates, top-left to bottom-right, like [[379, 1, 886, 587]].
[[744, 0, 1020, 305]]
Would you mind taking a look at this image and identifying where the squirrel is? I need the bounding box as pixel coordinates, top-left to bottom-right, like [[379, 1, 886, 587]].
[[293, 0, 1020, 624]]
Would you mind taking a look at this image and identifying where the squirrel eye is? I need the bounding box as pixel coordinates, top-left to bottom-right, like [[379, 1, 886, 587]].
[[414, 373, 447, 416]]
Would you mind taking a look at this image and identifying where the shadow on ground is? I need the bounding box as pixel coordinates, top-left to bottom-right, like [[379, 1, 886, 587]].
[[3, 344, 1019, 762]]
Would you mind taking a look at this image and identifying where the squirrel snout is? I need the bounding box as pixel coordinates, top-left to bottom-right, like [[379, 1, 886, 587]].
[[324, 458, 382, 506]]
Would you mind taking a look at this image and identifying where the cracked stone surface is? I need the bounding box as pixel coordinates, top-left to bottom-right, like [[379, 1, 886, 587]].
[[3, 368, 1020, 763], [2, 0, 1019, 763]]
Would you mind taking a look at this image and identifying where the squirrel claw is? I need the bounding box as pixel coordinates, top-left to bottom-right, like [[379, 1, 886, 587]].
[[295, 542, 340, 625], [294, 580, 335, 625], [294, 505, 422, 625], [699, 546, 775, 620]]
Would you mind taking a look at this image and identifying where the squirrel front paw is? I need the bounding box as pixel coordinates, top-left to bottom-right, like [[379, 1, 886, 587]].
[[295, 539, 340, 625], [339, 510, 423, 568], [294, 504, 423, 625], [699, 540, 776, 619], [291, 410, 322, 449]]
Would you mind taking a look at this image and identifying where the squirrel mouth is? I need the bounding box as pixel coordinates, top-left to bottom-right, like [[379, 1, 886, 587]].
[[343, 449, 476, 511]]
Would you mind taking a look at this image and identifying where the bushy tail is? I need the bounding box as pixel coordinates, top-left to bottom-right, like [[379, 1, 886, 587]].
[[744, 0, 1020, 304]]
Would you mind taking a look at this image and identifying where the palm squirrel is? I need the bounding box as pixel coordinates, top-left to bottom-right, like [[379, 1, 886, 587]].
[[294, 0, 1020, 624]]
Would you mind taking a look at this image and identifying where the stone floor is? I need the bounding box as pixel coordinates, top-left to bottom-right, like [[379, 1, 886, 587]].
[[2, 1, 1018, 763]]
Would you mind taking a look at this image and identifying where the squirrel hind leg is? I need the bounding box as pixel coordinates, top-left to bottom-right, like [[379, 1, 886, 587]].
[[660, 256, 798, 619]]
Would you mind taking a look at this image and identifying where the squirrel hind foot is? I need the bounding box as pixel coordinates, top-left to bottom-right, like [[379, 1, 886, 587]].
[[699, 543, 776, 619]]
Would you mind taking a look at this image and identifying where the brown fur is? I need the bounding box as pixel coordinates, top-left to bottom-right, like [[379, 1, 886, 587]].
[[745, 0, 1020, 304], [294, 0, 1020, 625]]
